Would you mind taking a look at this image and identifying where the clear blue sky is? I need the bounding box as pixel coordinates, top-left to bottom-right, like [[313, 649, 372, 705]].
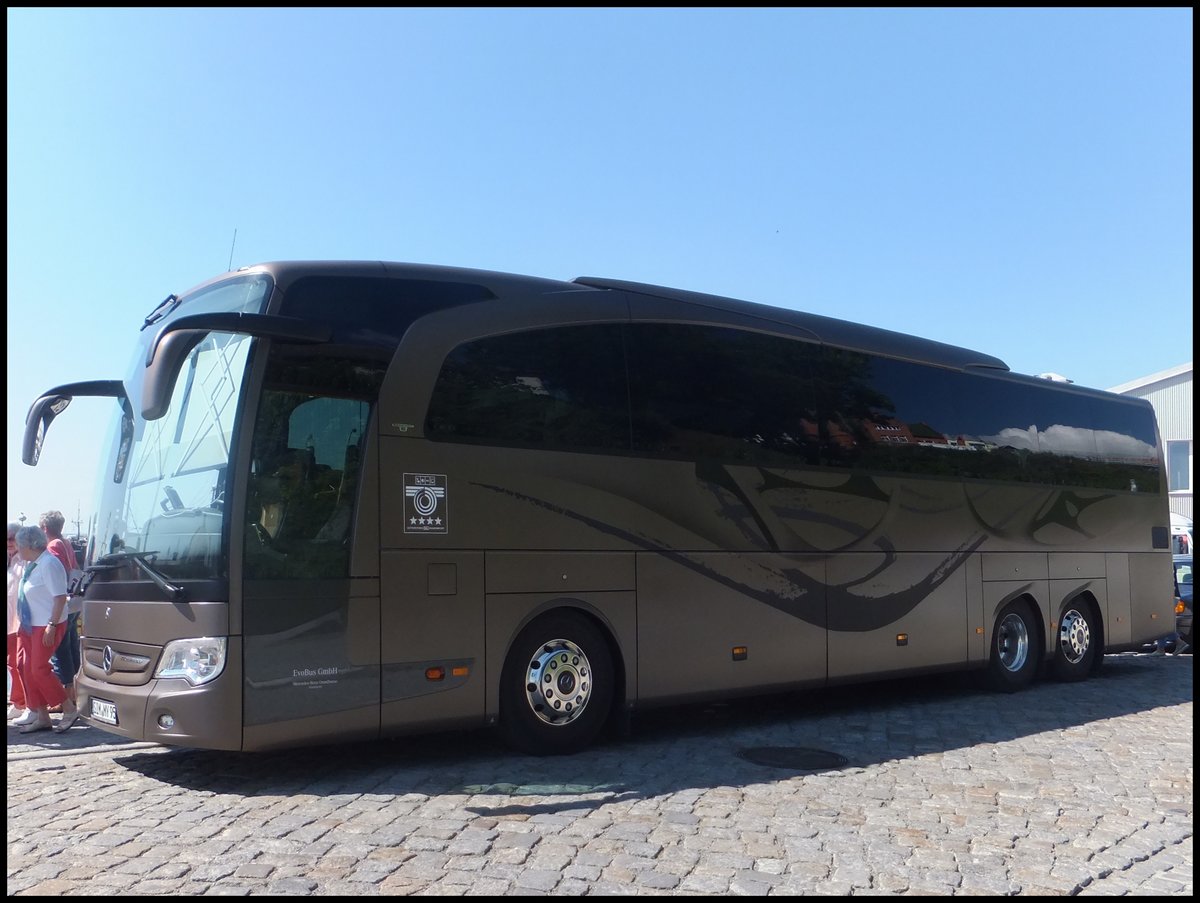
[[6, 8, 1193, 534]]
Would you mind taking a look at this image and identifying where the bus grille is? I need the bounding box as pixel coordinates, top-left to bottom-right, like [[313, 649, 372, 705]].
[[81, 638, 158, 687]]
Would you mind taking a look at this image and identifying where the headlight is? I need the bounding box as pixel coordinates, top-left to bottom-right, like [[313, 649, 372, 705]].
[[155, 637, 228, 686]]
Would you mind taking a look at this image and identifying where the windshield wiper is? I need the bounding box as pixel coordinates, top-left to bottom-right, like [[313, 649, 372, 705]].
[[90, 550, 187, 602], [141, 294, 182, 331]]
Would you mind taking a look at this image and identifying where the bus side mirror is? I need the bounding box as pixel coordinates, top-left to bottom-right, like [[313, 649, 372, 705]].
[[22, 393, 70, 465], [142, 327, 212, 421], [22, 380, 131, 466], [142, 313, 332, 421]]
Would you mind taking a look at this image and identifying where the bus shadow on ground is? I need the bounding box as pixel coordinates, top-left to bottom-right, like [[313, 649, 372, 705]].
[[115, 653, 1191, 813]]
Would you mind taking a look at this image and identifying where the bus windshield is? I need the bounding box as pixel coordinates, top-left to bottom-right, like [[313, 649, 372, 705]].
[[91, 274, 273, 580]]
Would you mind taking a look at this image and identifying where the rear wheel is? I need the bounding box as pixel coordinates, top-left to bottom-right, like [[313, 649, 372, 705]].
[[1051, 600, 1098, 681], [499, 611, 614, 756], [987, 599, 1041, 692]]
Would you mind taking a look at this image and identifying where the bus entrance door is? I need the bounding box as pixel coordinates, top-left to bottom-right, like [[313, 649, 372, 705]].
[[241, 578, 381, 750]]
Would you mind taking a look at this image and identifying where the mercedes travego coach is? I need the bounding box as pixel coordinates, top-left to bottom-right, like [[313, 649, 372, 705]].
[[23, 262, 1175, 754]]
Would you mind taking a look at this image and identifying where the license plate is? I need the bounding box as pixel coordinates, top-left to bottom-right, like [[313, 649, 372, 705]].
[[91, 698, 118, 725]]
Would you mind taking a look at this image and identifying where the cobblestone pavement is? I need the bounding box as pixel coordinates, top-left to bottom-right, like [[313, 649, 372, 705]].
[[6, 652, 1192, 896]]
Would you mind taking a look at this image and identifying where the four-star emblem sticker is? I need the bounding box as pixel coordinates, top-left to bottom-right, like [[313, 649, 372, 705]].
[[403, 473, 449, 534]]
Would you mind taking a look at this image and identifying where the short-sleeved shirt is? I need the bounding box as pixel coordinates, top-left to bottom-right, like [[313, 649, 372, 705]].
[[47, 536, 78, 576], [20, 550, 68, 627]]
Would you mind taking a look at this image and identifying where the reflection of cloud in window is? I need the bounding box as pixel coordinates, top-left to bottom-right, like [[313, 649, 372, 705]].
[[979, 424, 1155, 460], [1093, 429, 1157, 460], [514, 376, 550, 396], [981, 425, 1038, 451], [1036, 424, 1096, 454]]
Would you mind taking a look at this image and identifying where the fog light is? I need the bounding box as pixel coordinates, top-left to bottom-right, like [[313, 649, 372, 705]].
[[157, 714, 176, 729]]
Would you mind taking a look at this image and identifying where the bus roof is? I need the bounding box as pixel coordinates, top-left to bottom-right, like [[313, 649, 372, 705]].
[[192, 261, 1011, 374], [574, 275, 1010, 374]]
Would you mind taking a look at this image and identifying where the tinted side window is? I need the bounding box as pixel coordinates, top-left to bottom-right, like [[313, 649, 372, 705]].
[[810, 353, 1154, 490], [627, 324, 821, 466], [815, 350, 965, 476], [281, 276, 494, 350], [426, 325, 630, 453], [244, 348, 382, 579], [1090, 397, 1161, 493], [951, 376, 1158, 490]]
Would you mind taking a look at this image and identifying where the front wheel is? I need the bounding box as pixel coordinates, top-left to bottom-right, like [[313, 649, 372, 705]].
[[499, 611, 615, 756], [1051, 601, 1099, 681], [986, 599, 1041, 692]]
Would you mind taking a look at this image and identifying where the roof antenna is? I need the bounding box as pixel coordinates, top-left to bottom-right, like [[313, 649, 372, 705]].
[[227, 228, 238, 271]]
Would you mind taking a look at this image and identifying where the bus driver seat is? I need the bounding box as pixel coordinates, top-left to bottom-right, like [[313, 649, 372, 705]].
[[257, 447, 315, 540]]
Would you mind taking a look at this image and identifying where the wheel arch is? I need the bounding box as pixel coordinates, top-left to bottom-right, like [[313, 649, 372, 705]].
[[550, 603, 628, 729], [492, 597, 630, 729]]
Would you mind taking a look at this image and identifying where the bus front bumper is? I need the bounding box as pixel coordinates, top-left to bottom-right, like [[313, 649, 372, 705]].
[[76, 636, 243, 751]]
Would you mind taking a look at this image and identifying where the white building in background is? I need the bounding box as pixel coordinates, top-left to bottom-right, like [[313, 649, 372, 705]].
[[1109, 362, 1193, 521]]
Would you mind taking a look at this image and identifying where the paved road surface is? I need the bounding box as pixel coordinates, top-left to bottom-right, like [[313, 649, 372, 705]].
[[6, 652, 1192, 895]]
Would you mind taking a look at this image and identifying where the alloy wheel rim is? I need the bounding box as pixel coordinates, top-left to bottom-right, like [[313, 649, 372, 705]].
[[998, 612, 1030, 672], [523, 638, 592, 726], [1058, 609, 1091, 664]]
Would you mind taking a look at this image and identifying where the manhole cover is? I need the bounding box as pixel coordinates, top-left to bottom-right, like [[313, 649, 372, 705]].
[[736, 746, 849, 771]]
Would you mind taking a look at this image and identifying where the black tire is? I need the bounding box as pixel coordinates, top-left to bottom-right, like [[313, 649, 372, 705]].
[[499, 611, 615, 756], [986, 599, 1041, 692], [1051, 599, 1099, 681]]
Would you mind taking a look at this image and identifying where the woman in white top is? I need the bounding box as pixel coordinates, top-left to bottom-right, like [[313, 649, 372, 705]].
[[6, 522, 27, 721], [12, 525, 68, 733]]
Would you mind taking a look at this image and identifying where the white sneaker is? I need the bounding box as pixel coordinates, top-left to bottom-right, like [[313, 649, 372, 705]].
[[8, 704, 28, 722], [12, 708, 39, 726]]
